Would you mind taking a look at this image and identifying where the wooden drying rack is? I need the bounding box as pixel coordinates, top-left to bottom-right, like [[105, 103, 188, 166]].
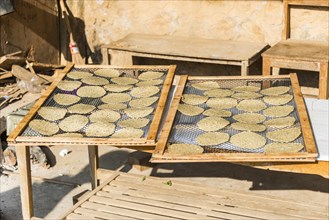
[[8, 64, 176, 148], [152, 74, 318, 163], [7, 64, 176, 219]]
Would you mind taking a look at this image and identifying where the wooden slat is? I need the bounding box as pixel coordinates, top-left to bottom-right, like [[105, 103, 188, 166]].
[[66, 212, 97, 219], [81, 200, 175, 220], [102, 184, 302, 219], [109, 49, 243, 66], [319, 62, 329, 99], [269, 58, 320, 71], [104, 176, 328, 218], [153, 75, 188, 156], [239, 161, 329, 179], [14, 136, 150, 145], [90, 195, 219, 220], [59, 172, 120, 219], [74, 64, 173, 70], [287, 0, 329, 7], [7, 64, 73, 142], [105, 179, 326, 218], [0, 72, 13, 80], [74, 207, 137, 220], [187, 74, 291, 80], [113, 172, 327, 211], [283, 0, 290, 39], [150, 155, 317, 163], [96, 191, 254, 220], [61, 172, 327, 219], [112, 177, 327, 217], [290, 74, 317, 155], [147, 65, 176, 141]]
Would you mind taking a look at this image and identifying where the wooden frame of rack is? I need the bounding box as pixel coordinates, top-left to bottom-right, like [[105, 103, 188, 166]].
[[151, 74, 318, 163], [7, 64, 176, 219]]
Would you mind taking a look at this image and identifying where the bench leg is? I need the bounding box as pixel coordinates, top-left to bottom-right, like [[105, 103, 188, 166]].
[[108, 49, 133, 66], [88, 145, 99, 189], [262, 57, 271, 76], [16, 145, 34, 219], [319, 62, 329, 99], [101, 47, 109, 65], [272, 67, 280, 75], [241, 61, 249, 76]]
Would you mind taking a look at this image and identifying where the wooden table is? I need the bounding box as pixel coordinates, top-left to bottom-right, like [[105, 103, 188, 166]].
[[262, 39, 329, 99], [101, 33, 270, 76]]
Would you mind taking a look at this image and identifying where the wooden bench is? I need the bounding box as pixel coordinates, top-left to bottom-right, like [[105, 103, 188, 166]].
[[101, 33, 269, 76], [262, 0, 329, 99], [60, 170, 328, 220]]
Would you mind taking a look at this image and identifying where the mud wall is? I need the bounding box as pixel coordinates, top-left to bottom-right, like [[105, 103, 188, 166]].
[[64, 0, 328, 65], [0, 0, 60, 64]]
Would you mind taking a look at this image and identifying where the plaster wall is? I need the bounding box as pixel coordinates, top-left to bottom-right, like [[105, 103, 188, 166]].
[[65, 0, 329, 64]]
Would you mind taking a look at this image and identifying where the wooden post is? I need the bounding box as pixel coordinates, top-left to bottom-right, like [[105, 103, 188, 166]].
[[16, 145, 34, 219], [241, 61, 249, 76], [272, 67, 280, 76], [88, 145, 99, 189], [319, 62, 329, 99], [282, 0, 290, 40], [262, 57, 271, 76], [101, 47, 109, 65], [108, 49, 133, 66]]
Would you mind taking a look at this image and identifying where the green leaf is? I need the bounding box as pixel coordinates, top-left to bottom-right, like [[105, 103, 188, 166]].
[[163, 180, 172, 186]]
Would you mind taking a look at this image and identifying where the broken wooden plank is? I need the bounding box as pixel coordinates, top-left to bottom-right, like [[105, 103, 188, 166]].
[[0, 56, 25, 70], [0, 72, 13, 80]]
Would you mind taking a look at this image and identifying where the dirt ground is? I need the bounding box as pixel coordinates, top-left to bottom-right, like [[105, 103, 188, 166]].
[[1, 144, 328, 219]]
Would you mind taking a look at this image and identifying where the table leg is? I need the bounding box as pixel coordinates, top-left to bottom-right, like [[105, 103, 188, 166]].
[[108, 49, 133, 66], [88, 145, 99, 189], [262, 57, 271, 76], [319, 62, 329, 99], [272, 67, 280, 76], [241, 61, 249, 76], [101, 47, 109, 65], [16, 145, 34, 219]]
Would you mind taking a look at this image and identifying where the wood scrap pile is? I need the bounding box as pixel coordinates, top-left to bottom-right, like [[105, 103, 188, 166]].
[[0, 83, 26, 109], [0, 53, 64, 110]]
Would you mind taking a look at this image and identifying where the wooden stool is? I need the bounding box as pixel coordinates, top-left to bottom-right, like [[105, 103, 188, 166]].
[[262, 0, 329, 99]]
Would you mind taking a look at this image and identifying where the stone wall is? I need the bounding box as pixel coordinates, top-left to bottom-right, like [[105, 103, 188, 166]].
[[64, 0, 328, 65]]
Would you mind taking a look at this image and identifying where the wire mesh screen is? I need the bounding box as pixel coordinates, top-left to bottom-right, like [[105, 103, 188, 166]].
[[21, 67, 171, 139], [168, 77, 305, 154]]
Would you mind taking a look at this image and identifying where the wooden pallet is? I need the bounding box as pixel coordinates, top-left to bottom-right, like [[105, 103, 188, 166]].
[[152, 74, 318, 162], [60, 171, 328, 220]]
